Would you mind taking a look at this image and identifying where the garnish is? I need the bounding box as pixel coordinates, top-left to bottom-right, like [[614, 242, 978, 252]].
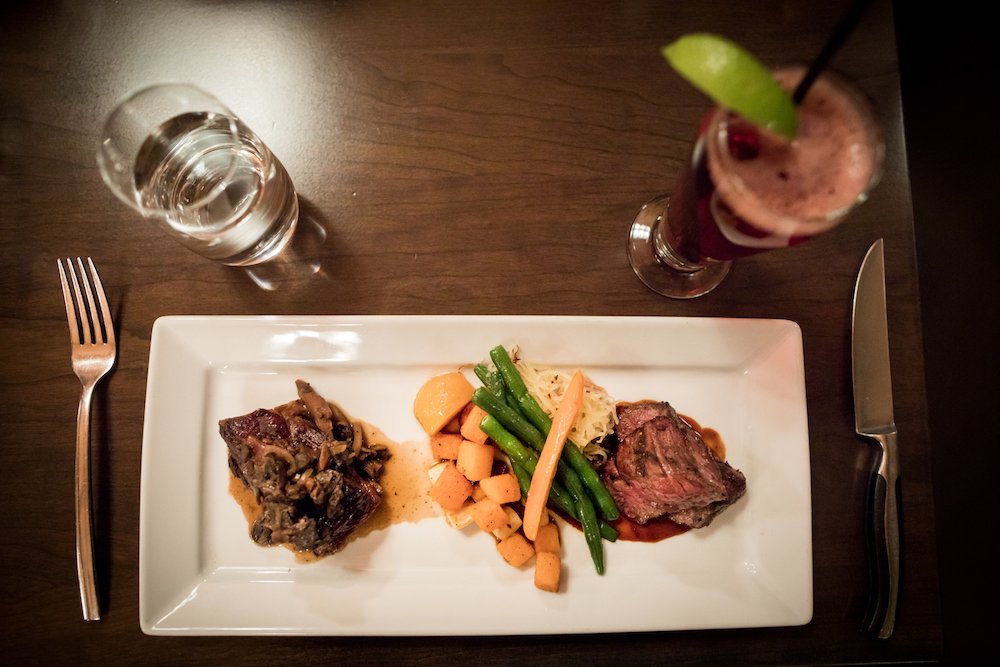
[[662, 33, 797, 138]]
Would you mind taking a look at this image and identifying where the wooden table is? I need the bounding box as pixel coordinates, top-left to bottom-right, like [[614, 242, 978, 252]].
[[0, 1, 943, 662]]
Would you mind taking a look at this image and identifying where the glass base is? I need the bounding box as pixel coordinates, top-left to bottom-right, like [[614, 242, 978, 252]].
[[222, 192, 300, 267], [627, 195, 731, 299]]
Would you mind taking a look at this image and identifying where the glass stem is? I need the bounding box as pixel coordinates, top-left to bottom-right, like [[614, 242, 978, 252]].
[[651, 215, 709, 274]]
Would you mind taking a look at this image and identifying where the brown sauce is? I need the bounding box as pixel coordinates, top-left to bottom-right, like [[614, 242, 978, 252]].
[[228, 420, 435, 563], [680, 413, 726, 461], [229, 470, 262, 524], [610, 514, 691, 542], [350, 424, 436, 536]]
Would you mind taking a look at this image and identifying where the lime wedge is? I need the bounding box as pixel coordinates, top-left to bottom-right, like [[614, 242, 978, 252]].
[[662, 33, 797, 138]]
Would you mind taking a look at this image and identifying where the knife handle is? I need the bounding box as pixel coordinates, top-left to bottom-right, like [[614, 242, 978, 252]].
[[860, 431, 900, 639]]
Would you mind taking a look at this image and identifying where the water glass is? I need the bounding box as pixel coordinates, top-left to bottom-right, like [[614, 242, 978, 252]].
[[97, 84, 298, 266]]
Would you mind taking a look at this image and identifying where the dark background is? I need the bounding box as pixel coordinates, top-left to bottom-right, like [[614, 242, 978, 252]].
[[895, 1, 996, 661]]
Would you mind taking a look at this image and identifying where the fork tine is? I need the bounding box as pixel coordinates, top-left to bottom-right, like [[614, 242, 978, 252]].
[[76, 257, 100, 344], [58, 259, 82, 346], [66, 258, 92, 344], [86, 258, 115, 346]]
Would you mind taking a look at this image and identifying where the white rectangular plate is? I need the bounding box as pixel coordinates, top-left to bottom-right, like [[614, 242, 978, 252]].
[[139, 315, 812, 635]]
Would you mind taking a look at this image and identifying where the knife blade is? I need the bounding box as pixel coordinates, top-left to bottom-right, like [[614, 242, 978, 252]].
[[852, 238, 901, 639]]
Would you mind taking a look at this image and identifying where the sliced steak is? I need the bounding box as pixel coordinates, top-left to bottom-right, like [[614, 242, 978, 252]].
[[602, 400, 745, 527], [218, 381, 389, 558], [666, 461, 746, 528], [614, 400, 671, 440]]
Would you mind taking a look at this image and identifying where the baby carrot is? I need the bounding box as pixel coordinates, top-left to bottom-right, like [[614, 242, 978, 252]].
[[522, 370, 584, 541]]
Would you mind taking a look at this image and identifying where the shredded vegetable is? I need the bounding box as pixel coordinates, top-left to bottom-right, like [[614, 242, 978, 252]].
[[508, 346, 617, 461]]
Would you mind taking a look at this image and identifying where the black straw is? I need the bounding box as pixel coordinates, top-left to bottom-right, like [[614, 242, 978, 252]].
[[792, 0, 875, 104]]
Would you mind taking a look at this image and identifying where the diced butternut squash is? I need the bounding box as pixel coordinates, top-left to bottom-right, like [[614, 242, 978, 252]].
[[467, 498, 508, 533], [534, 552, 561, 592], [496, 532, 535, 567], [456, 440, 494, 482], [413, 372, 474, 435], [441, 415, 461, 433], [430, 433, 463, 460], [459, 404, 490, 444], [428, 461, 473, 512], [471, 484, 487, 502], [491, 506, 523, 541], [533, 523, 560, 555], [478, 473, 521, 504]]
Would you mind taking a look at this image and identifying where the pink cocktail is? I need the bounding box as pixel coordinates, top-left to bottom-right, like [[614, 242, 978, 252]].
[[627, 66, 883, 298]]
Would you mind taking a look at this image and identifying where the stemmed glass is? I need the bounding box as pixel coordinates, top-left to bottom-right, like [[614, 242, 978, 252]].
[[627, 67, 883, 299]]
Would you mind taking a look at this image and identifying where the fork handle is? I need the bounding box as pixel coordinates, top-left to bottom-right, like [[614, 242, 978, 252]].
[[75, 384, 101, 621]]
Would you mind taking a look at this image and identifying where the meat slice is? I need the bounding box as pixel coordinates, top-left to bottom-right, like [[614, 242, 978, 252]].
[[666, 461, 746, 528], [315, 468, 384, 556], [613, 401, 671, 441], [602, 401, 745, 527], [218, 408, 294, 486]]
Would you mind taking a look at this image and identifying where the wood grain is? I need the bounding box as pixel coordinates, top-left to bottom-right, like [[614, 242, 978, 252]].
[[0, 0, 941, 662]]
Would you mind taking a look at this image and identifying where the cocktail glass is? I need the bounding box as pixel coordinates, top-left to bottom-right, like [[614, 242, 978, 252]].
[[627, 66, 884, 299]]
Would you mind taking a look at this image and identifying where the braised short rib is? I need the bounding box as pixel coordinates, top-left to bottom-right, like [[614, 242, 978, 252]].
[[218, 380, 389, 557]]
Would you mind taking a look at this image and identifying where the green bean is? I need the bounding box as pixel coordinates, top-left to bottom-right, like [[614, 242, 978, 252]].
[[484, 417, 617, 542], [487, 346, 620, 521], [554, 457, 605, 573], [559, 441, 619, 520], [489, 346, 553, 432], [576, 495, 604, 574], [599, 515, 618, 542], [476, 388, 592, 514], [509, 460, 531, 497], [473, 363, 506, 400], [475, 384, 606, 559], [479, 414, 540, 476], [476, 364, 521, 413], [489, 346, 530, 395], [471, 388, 545, 449], [480, 416, 573, 512]]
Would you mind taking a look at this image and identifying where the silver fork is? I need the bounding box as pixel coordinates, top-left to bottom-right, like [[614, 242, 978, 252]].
[[58, 258, 116, 621]]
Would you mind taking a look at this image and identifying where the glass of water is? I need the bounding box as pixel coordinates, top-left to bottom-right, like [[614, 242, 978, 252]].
[[97, 84, 298, 266]]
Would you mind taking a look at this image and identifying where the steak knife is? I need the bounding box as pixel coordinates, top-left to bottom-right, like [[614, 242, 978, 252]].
[[852, 238, 900, 639]]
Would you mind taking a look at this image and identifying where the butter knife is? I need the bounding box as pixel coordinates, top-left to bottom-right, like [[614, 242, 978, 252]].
[[852, 238, 900, 639]]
